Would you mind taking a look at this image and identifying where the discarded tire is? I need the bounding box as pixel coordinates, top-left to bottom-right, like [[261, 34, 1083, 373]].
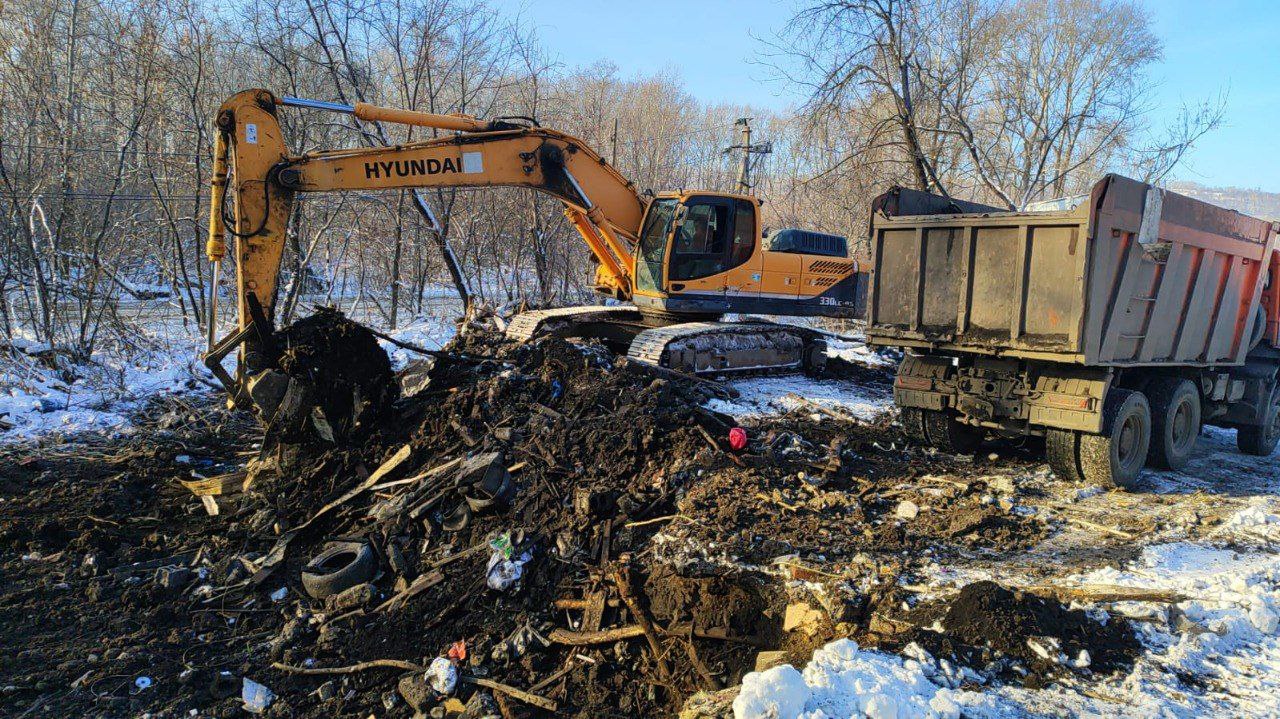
[[1079, 389, 1150, 490], [1146, 378, 1200, 470], [301, 541, 377, 600]]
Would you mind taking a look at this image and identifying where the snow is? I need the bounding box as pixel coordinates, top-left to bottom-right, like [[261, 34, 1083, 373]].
[[739, 501, 1280, 718], [707, 374, 891, 421], [825, 335, 895, 368], [705, 336, 893, 421], [1, 308, 458, 445], [376, 315, 457, 370], [0, 331, 205, 442], [733, 639, 973, 719]]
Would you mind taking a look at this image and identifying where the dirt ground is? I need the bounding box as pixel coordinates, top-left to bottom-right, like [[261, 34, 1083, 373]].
[[0, 311, 1270, 718]]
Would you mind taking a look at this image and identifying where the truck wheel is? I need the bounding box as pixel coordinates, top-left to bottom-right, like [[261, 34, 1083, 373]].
[[1146, 378, 1200, 470], [899, 407, 928, 444], [1238, 392, 1280, 456], [1079, 389, 1150, 490], [923, 410, 982, 454], [1045, 429, 1084, 483]]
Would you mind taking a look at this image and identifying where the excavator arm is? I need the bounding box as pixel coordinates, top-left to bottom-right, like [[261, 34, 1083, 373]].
[[204, 89, 645, 401]]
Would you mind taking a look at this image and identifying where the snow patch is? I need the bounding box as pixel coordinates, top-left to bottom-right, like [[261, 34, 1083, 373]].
[[707, 376, 891, 421], [733, 639, 975, 719]]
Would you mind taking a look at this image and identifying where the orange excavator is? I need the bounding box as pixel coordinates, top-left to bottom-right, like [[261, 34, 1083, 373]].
[[203, 89, 864, 407]]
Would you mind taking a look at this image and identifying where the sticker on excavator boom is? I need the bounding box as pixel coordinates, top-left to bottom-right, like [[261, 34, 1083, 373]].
[[462, 152, 483, 174], [245, 123, 257, 144]]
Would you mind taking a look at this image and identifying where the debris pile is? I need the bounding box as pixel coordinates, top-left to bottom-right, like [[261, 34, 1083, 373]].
[[0, 309, 1139, 718]]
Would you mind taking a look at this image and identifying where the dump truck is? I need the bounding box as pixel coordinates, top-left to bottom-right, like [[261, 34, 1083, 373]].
[[865, 174, 1280, 488]]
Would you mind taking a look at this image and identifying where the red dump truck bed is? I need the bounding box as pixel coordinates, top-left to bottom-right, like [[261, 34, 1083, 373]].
[[866, 175, 1280, 367]]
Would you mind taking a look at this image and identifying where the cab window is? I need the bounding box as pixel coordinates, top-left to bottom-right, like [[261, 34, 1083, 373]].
[[634, 198, 677, 293], [669, 197, 756, 282]]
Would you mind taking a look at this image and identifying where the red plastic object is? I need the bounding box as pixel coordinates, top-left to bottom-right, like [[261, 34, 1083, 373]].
[[728, 427, 748, 451], [447, 640, 467, 661]]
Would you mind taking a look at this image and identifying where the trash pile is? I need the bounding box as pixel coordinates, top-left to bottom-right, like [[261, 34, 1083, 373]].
[[0, 309, 1140, 718]]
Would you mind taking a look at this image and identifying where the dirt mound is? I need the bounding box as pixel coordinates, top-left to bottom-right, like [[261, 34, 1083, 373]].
[[274, 307, 398, 441], [903, 580, 1140, 686]]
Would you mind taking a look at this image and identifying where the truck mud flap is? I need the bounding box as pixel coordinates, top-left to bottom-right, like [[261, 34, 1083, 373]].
[[1026, 368, 1110, 433], [893, 354, 954, 411]]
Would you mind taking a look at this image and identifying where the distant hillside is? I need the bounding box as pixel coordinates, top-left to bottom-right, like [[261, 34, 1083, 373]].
[[1168, 181, 1280, 220]]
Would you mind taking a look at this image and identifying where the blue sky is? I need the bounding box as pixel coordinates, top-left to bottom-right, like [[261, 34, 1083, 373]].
[[515, 0, 1279, 191]]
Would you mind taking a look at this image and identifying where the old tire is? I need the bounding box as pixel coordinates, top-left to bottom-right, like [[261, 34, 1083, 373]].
[[1045, 429, 1084, 483], [923, 410, 983, 454], [1238, 391, 1280, 456], [899, 407, 928, 444], [301, 541, 377, 600], [1079, 389, 1151, 490], [1145, 378, 1201, 470]]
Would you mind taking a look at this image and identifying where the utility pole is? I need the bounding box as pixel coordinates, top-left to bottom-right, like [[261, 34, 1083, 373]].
[[726, 118, 772, 194], [610, 118, 618, 167]]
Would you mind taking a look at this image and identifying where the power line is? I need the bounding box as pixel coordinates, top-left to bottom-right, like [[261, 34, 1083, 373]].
[[5, 144, 204, 158], [5, 122, 739, 162], [616, 122, 737, 149]]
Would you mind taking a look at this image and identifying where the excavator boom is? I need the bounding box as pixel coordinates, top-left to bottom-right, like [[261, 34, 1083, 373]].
[[207, 89, 641, 332]]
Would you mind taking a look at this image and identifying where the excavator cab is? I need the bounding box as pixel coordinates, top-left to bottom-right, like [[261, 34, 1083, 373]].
[[630, 192, 759, 314], [626, 191, 862, 320]]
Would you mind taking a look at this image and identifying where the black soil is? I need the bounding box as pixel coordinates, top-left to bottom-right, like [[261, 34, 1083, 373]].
[[899, 580, 1141, 687], [275, 307, 398, 440]]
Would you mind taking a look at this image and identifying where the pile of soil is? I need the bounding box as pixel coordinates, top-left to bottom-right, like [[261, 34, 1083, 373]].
[[898, 580, 1141, 686], [663, 416, 1046, 567], [273, 307, 398, 441]]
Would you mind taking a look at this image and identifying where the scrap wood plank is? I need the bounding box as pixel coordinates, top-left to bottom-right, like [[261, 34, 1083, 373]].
[[180, 472, 247, 497], [374, 570, 445, 613], [784, 393, 857, 421]]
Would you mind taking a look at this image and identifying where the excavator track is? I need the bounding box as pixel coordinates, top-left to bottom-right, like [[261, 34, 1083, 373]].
[[504, 306, 643, 342], [626, 321, 828, 376], [506, 308, 828, 377]]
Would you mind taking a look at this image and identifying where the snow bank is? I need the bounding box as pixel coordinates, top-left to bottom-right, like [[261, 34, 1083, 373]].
[[1, 337, 203, 442], [733, 639, 971, 719]]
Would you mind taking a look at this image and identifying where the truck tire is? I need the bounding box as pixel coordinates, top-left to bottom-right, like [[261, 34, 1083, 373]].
[[1146, 378, 1201, 470], [1238, 391, 1280, 456], [923, 410, 982, 454], [1045, 429, 1084, 483], [899, 407, 928, 444], [1079, 389, 1150, 490]]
